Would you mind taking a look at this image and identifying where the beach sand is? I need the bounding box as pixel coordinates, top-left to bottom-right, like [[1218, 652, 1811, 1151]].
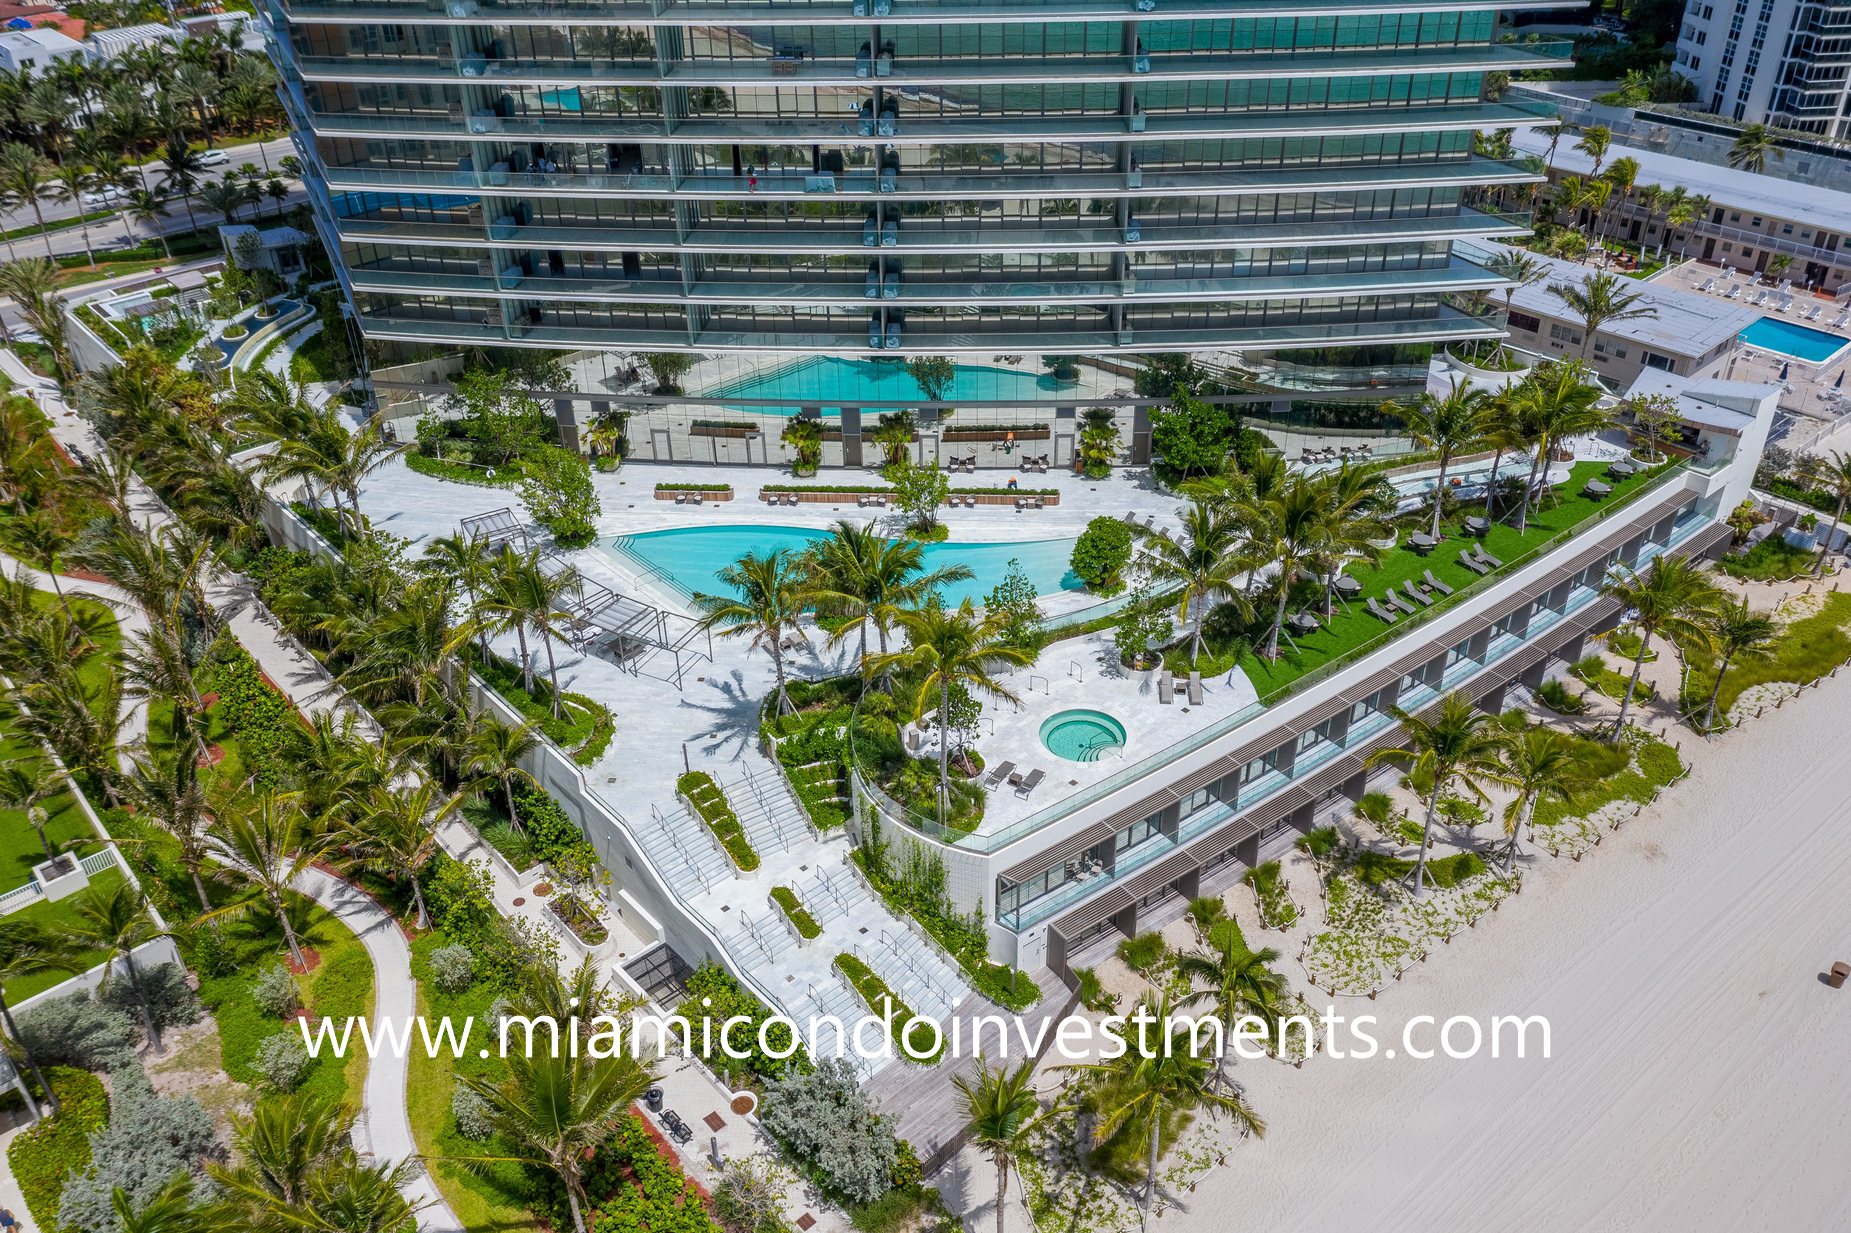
[[1184, 668, 1851, 1232]]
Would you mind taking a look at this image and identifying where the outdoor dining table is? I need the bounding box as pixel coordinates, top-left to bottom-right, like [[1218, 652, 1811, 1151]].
[[1463, 516, 1489, 537], [1584, 480, 1613, 498], [1288, 612, 1321, 634], [1333, 575, 1363, 598], [1608, 461, 1637, 479], [1408, 532, 1437, 554]]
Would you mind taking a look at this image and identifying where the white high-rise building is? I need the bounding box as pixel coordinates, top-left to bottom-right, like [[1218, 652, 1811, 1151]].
[[1676, 0, 1851, 136]]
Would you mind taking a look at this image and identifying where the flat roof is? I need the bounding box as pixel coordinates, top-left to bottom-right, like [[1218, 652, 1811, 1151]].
[[1623, 372, 1779, 434], [1512, 127, 1851, 234], [0, 25, 79, 49], [1502, 247, 1764, 356]]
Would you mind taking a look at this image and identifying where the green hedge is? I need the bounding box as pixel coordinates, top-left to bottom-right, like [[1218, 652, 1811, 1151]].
[[655, 482, 733, 492], [833, 953, 943, 1063], [765, 706, 851, 831], [771, 886, 821, 939], [471, 650, 615, 765], [672, 961, 808, 1086], [210, 639, 296, 788], [407, 453, 522, 486], [676, 771, 759, 872], [7, 1066, 108, 1230]]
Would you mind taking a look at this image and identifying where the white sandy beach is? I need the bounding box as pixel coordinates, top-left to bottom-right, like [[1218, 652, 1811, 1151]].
[[1177, 672, 1851, 1231]]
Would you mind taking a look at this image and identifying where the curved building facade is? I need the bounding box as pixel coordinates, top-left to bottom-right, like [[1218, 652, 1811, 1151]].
[[262, 0, 1568, 361]]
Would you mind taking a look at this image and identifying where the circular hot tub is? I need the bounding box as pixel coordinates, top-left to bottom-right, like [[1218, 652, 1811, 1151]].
[[1039, 709, 1128, 763]]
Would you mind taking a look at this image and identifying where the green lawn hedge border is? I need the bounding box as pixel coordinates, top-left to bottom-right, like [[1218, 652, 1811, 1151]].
[[833, 953, 944, 1063], [7, 1066, 108, 1229]]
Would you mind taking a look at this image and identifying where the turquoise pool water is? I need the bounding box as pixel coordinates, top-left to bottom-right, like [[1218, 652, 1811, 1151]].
[[706, 356, 1070, 415], [1740, 316, 1850, 363], [1040, 709, 1128, 762], [607, 525, 1083, 606]]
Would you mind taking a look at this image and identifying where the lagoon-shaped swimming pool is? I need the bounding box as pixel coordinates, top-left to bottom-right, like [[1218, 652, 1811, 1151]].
[[607, 525, 1084, 606]]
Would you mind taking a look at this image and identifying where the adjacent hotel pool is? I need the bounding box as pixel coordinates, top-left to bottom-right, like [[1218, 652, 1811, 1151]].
[[706, 356, 1071, 414], [606, 525, 1084, 606], [1741, 316, 1851, 364]]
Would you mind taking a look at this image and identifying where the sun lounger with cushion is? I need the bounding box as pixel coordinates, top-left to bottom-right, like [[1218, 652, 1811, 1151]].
[[982, 759, 1015, 788], [1014, 768, 1046, 797], [1383, 591, 1414, 615], [1403, 580, 1435, 607], [1187, 672, 1203, 706], [1422, 569, 1454, 596], [1458, 549, 1489, 575], [1157, 675, 1173, 703], [1366, 597, 1398, 623]]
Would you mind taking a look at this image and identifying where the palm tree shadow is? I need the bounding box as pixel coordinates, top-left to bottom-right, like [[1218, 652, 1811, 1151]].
[[677, 668, 763, 763]]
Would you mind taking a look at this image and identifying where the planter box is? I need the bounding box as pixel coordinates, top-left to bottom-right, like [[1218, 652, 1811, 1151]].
[[943, 427, 1052, 442], [762, 488, 1059, 506], [656, 488, 734, 501], [950, 491, 1062, 506], [33, 855, 88, 902], [690, 423, 760, 439]]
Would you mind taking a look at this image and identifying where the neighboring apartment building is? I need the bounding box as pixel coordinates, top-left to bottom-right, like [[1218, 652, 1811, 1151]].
[[0, 25, 83, 73], [1513, 127, 1851, 293], [257, 0, 1574, 395], [84, 21, 176, 61], [1672, 0, 1851, 135], [1497, 250, 1760, 384]]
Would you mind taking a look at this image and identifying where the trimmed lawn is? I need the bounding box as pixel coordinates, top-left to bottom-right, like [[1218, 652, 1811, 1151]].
[[1234, 459, 1676, 698], [3, 866, 126, 1003]]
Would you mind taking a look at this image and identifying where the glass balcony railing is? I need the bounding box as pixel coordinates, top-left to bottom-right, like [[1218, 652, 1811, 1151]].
[[293, 96, 1560, 144], [327, 209, 1530, 254], [311, 157, 1541, 201], [345, 256, 1504, 304], [283, 41, 1571, 87]]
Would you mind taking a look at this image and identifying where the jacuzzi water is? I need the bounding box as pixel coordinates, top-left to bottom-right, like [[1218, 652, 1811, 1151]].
[[1039, 709, 1128, 762]]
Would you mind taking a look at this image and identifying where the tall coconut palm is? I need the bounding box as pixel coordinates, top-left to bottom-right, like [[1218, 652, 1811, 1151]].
[[1305, 464, 1392, 618], [455, 1050, 657, 1233], [1597, 555, 1721, 737], [1364, 691, 1508, 897], [1133, 497, 1249, 664], [692, 548, 817, 716], [123, 749, 214, 911], [1698, 597, 1778, 732], [1062, 992, 1264, 1207], [1175, 929, 1287, 1087], [1798, 450, 1851, 576], [1404, 378, 1491, 540], [0, 763, 59, 861], [345, 784, 458, 930], [158, 137, 205, 233], [1573, 123, 1612, 176], [5, 508, 76, 619], [1485, 248, 1546, 345], [1595, 156, 1639, 262], [62, 880, 168, 1050], [1728, 123, 1783, 174], [421, 532, 494, 656], [808, 520, 972, 673], [484, 548, 579, 715], [868, 599, 1032, 821], [211, 1088, 357, 1209], [0, 144, 58, 257], [1546, 271, 1657, 359], [951, 1057, 1061, 1233], [1237, 475, 1326, 660], [464, 714, 540, 827], [110, 1174, 235, 1233], [1507, 362, 1611, 531], [343, 578, 466, 708], [51, 160, 100, 269], [1478, 394, 1529, 521], [1495, 725, 1589, 874], [204, 790, 329, 970], [0, 918, 74, 1114], [0, 255, 68, 376]]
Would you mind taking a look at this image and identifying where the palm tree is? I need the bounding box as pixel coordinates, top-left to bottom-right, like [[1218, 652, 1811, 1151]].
[[484, 548, 579, 713], [52, 160, 100, 268], [692, 548, 817, 715], [1507, 362, 1612, 531], [159, 137, 205, 233], [1595, 156, 1639, 263], [343, 578, 466, 708], [1404, 379, 1491, 540], [18, 82, 76, 165], [123, 749, 215, 912], [868, 600, 1032, 820], [5, 508, 75, 618], [1478, 394, 1529, 521], [1798, 450, 1851, 576], [1237, 476, 1326, 660], [173, 63, 222, 147], [125, 189, 173, 259], [0, 763, 59, 861], [0, 918, 74, 1114], [0, 144, 59, 257], [212, 1088, 356, 1209], [345, 784, 458, 929], [199, 178, 246, 232], [456, 1050, 657, 1233], [1698, 597, 1778, 732], [1062, 992, 1264, 1207], [1546, 271, 1657, 359], [1728, 123, 1783, 174], [1573, 123, 1612, 176], [464, 715, 540, 826], [63, 880, 168, 1050], [1304, 464, 1392, 618], [951, 1057, 1060, 1233], [1133, 497, 1248, 664], [808, 520, 973, 673], [1495, 725, 1588, 873], [204, 790, 329, 970], [1486, 248, 1546, 325], [1596, 555, 1721, 736], [110, 1174, 233, 1233], [1175, 929, 1287, 1081], [1364, 691, 1507, 897]]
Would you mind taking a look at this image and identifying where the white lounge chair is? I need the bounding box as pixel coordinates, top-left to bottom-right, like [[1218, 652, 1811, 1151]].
[[1777, 295, 1795, 312], [1804, 304, 1823, 322], [1752, 290, 1770, 306], [1725, 284, 1743, 299], [1835, 311, 1850, 328]]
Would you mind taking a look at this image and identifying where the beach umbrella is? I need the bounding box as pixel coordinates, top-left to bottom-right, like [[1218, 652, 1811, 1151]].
[[1836, 370, 1844, 389], [1781, 361, 1791, 381]]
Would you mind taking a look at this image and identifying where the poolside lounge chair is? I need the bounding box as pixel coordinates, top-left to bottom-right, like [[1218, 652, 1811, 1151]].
[[1752, 290, 1770, 306], [1383, 591, 1414, 615], [1187, 671, 1203, 706], [1403, 580, 1435, 607], [1725, 284, 1743, 299], [1474, 543, 1503, 568], [1698, 278, 1715, 292], [1835, 311, 1850, 328], [1422, 568, 1454, 596], [1777, 295, 1795, 313], [1366, 598, 1398, 623], [1157, 675, 1173, 703], [1458, 549, 1489, 575], [1806, 304, 1824, 321], [1124, 512, 1139, 525], [1014, 768, 1046, 798], [982, 760, 1015, 788]]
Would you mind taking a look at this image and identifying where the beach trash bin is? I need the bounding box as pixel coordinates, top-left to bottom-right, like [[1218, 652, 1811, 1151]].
[[1831, 962, 1849, 988], [646, 1087, 664, 1112]]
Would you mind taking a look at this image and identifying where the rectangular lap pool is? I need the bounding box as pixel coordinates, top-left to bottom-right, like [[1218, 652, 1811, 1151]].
[[706, 356, 1069, 414], [606, 525, 1083, 607], [1740, 316, 1850, 364]]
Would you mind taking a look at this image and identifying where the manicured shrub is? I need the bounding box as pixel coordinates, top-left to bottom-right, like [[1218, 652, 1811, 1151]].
[[254, 1031, 311, 1090], [450, 1080, 495, 1140], [833, 954, 941, 1063], [761, 1057, 899, 1206], [6, 1066, 107, 1231], [1115, 931, 1167, 976], [99, 962, 201, 1030], [15, 993, 136, 1071], [674, 961, 807, 1085], [250, 962, 300, 1018], [56, 1061, 214, 1233], [1070, 516, 1133, 594], [430, 943, 475, 994], [770, 887, 821, 939]]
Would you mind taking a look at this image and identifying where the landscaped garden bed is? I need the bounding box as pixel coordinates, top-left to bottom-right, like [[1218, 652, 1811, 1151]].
[[655, 482, 733, 501], [771, 885, 821, 940], [834, 952, 944, 1061], [676, 771, 759, 872], [758, 483, 1061, 505]]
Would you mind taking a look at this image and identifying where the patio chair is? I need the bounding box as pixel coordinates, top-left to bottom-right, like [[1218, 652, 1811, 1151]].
[[1725, 284, 1743, 300], [1835, 311, 1850, 328], [1124, 511, 1139, 525], [1698, 278, 1715, 292], [1475, 543, 1503, 568], [875, 495, 888, 507], [1187, 672, 1203, 706], [1157, 675, 1173, 703], [1366, 597, 1398, 623], [857, 494, 871, 507], [688, 494, 703, 506], [674, 493, 687, 505], [1013, 768, 1046, 798], [1422, 569, 1454, 596], [1032, 498, 1045, 510], [982, 759, 1015, 788], [1403, 580, 1435, 607]]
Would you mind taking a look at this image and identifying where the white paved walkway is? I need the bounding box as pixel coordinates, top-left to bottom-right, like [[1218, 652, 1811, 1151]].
[[295, 865, 464, 1233]]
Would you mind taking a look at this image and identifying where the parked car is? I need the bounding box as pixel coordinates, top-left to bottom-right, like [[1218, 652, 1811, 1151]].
[[199, 149, 231, 166]]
